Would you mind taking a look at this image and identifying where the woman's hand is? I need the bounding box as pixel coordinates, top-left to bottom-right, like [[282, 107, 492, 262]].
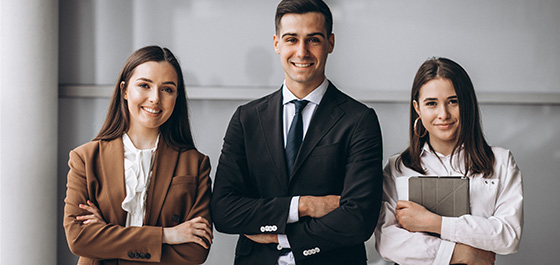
[[76, 200, 106, 225], [395, 200, 441, 234], [451, 243, 496, 265], [163, 216, 213, 249]]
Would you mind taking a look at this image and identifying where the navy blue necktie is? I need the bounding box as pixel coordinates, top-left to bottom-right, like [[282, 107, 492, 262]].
[[285, 99, 309, 174]]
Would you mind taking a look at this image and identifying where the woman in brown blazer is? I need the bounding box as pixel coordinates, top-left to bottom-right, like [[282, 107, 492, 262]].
[[63, 46, 213, 265]]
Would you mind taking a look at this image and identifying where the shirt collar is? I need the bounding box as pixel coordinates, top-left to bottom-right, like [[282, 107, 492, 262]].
[[282, 78, 329, 106]]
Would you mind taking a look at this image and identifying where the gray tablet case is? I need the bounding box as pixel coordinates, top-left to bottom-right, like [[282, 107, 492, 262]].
[[408, 176, 470, 217]]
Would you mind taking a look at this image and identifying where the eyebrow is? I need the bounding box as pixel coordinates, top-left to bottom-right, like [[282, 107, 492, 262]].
[[137, 77, 177, 87], [423, 95, 458, 102], [281, 32, 326, 39]]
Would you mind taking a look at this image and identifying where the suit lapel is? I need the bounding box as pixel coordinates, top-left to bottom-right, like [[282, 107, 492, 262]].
[[100, 138, 127, 225], [291, 83, 345, 180], [257, 88, 290, 191], [144, 139, 178, 225]]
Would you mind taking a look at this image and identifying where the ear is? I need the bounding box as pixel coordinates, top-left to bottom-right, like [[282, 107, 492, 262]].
[[273, 34, 280, 54], [328, 33, 335, 53], [120, 81, 127, 100], [413, 100, 421, 117]]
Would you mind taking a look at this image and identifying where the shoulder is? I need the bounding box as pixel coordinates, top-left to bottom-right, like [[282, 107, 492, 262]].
[[491, 146, 515, 164], [237, 88, 281, 112], [177, 148, 207, 162], [328, 83, 372, 112]]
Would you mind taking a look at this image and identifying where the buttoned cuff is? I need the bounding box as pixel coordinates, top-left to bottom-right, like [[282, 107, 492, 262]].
[[440, 216, 456, 242], [434, 240, 455, 265], [278, 234, 291, 248], [287, 196, 300, 223]]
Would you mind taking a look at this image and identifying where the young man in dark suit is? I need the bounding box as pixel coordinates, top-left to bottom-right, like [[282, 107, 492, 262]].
[[211, 0, 383, 264]]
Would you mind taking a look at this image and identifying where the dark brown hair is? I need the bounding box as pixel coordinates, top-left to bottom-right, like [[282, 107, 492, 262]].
[[275, 0, 333, 37], [94, 45, 195, 150], [398, 57, 495, 178]]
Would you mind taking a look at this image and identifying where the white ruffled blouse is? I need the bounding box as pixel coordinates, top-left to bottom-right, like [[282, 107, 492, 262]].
[[121, 133, 159, 227]]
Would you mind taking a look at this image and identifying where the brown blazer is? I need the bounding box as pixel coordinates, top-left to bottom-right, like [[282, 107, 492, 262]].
[[63, 137, 212, 265]]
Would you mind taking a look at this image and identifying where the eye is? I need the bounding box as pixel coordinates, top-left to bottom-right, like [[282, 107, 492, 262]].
[[162, 87, 175, 93], [285, 37, 297, 43], [449, 99, 459, 105], [308, 38, 321, 44], [425, 101, 436, 107], [138, 83, 149, 89]]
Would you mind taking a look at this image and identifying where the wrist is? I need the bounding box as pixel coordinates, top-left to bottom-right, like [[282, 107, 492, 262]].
[[298, 196, 309, 217], [427, 214, 442, 234]]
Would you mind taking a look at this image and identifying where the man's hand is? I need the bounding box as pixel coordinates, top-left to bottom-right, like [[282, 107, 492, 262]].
[[244, 234, 279, 244], [299, 195, 340, 218], [451, 243, 496, 265], [396, 200, 441, 234]]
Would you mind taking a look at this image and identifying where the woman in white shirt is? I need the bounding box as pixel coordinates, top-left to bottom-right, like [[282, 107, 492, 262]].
[[375, 57, 523, 265], [63, 46, 213, 264]]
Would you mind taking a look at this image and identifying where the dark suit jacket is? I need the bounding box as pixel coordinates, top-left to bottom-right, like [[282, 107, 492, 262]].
[[211, 82, 383, 265], [63, 137, 212, 265]]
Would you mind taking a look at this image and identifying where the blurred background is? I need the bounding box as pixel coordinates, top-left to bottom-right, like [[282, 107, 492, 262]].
[[1, 0, 559, 264]]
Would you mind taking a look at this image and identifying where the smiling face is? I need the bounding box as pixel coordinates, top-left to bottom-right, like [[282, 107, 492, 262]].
[[123, 61, 178, 136], [413, 78, 461, 154], [273, 12, 334, 97]]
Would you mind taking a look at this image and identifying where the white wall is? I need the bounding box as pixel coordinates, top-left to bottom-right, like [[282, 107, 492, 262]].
[[57, 0, 560, 264]]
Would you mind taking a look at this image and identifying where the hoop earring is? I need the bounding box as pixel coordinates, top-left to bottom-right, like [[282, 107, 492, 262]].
[[414, 117, 427, 138]]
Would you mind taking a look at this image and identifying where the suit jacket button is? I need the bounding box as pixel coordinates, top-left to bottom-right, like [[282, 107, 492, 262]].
[[272, 225, 277, 231], [260, 226, 266, 232], [172, 214, 181, 223], [277, 244, 283, 251], [128, 252, 135, 259], [145, 253, 151, 259], [134, 252, 140, 258], [139, 252, 146, 259]]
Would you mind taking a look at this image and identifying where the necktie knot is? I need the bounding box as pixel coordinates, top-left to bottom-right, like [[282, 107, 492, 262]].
[[292, 99, 309, 114]]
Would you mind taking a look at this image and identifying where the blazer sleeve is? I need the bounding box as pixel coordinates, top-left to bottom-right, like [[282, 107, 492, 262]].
[[211, 107, 292, 235], [159, 154, 212, 264], [64, 149, 164, 262], [286, 108, 384, 261], [63, 148, 212, 264]]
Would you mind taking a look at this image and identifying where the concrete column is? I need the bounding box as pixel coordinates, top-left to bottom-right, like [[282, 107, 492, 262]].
[[0, 0, 58, 264]]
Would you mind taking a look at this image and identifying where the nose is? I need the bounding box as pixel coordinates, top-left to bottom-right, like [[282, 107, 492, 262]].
[[148, 88, 160, 103], [437, 104, 451, 120], [295, 41, 309, 58]]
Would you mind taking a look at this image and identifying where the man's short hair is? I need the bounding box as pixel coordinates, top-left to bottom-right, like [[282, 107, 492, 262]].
[[275, 0, 333, 37]]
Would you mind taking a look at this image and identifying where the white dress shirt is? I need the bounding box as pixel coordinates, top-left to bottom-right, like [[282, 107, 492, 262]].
[[277, 78, 328, 265], [121, 133, 159, 227], [375, 143, 524, 265]]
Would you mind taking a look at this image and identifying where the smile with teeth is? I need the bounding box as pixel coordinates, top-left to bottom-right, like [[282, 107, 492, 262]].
[[142, 106, 162, 114], [292, 62, 313, 68]]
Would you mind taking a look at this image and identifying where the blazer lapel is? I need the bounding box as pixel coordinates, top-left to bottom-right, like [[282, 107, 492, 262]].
[[144, 140, 178, 225], [291, 83, 345, 180], [257, 88, 290, 191], [100, 138, 127, 225]]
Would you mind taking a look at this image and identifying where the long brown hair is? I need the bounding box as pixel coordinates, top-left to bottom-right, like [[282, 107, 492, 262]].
[[397, 57, 495, 178], [94, 46, 195, 150]]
